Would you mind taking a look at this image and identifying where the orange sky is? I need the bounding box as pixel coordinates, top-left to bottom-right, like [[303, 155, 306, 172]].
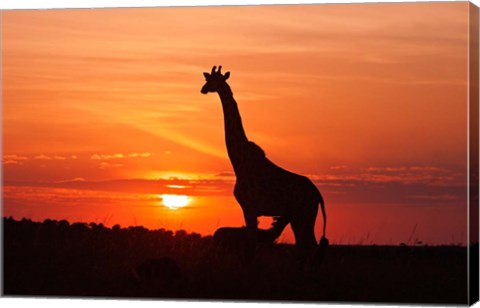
[[1, 2, 471, 244]]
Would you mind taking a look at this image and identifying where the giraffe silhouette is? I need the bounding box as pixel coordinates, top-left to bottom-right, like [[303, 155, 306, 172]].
[[201, 66, 328, 261]]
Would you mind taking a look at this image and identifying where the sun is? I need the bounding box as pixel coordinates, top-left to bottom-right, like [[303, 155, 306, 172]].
[[160, 194, 191, 210]]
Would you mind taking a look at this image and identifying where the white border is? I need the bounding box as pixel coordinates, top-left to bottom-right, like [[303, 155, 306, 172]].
[[1, 1, 479, 308]]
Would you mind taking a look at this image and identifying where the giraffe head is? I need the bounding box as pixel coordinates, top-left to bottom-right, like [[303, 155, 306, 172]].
[[201, 65, 230, 94]]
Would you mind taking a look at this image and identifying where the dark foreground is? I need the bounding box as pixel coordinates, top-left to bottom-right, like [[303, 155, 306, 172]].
[[3, 217, 468, 304]]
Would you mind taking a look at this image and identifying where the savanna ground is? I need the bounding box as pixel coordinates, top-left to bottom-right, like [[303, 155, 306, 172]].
[[3, 217, 469, 304]]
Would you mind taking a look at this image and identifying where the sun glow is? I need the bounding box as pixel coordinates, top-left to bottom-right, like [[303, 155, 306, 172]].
[[160, 194, 191, 210]]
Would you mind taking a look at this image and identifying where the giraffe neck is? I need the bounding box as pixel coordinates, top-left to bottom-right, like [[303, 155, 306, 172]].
[[217, 84, 249, 166]]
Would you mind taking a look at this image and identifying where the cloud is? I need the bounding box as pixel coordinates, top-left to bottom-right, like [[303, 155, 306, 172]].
[[311, 165, 463, 187], [99, 162, 124, 169], [54, 177, 86, 184], [215, 172, 235, 177], [3, 154, 28, 160], [2, 155, 28, 165], [34, 154, 68, 160], [34, 155, 52, 160], [128, 152, 152, 158], [308, 165, 467, 206], [166, 184, 188, 189], [3, 162, 466, 207], [3, 160, 22, 165], [363, 166, 445, 173], [90, 152, 152, 160], [409, 194, 461, 201], [2, 153, 79, 167], [91, 154, 124, 160], [4, 177, 233, 197]]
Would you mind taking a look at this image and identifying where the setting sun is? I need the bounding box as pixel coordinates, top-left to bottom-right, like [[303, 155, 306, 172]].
[[160, 194, 191, 210]]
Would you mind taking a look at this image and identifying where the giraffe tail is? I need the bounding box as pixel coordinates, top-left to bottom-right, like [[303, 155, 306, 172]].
[[318, 193, 329, 249]]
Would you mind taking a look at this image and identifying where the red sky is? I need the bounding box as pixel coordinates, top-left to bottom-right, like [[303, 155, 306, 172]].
[[2, 2, 471, 244]]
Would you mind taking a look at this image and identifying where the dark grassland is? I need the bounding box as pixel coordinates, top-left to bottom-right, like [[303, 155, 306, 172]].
[[3, 217, 468, 304]]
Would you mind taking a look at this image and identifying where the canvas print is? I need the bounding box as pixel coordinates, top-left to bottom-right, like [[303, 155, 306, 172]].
[[1, 1, 479, 305]]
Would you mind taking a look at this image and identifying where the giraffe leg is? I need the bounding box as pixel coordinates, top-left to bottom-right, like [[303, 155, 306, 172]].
[[290, 203, 317, 265], [243, 210, 258, 263]]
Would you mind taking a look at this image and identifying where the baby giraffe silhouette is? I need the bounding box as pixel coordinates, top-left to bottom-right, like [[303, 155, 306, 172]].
[[201, 66, 328, 262]]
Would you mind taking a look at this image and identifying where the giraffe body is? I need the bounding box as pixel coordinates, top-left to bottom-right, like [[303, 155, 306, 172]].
[[234, 153, 320, 217], [201, 66, 327, 260]]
